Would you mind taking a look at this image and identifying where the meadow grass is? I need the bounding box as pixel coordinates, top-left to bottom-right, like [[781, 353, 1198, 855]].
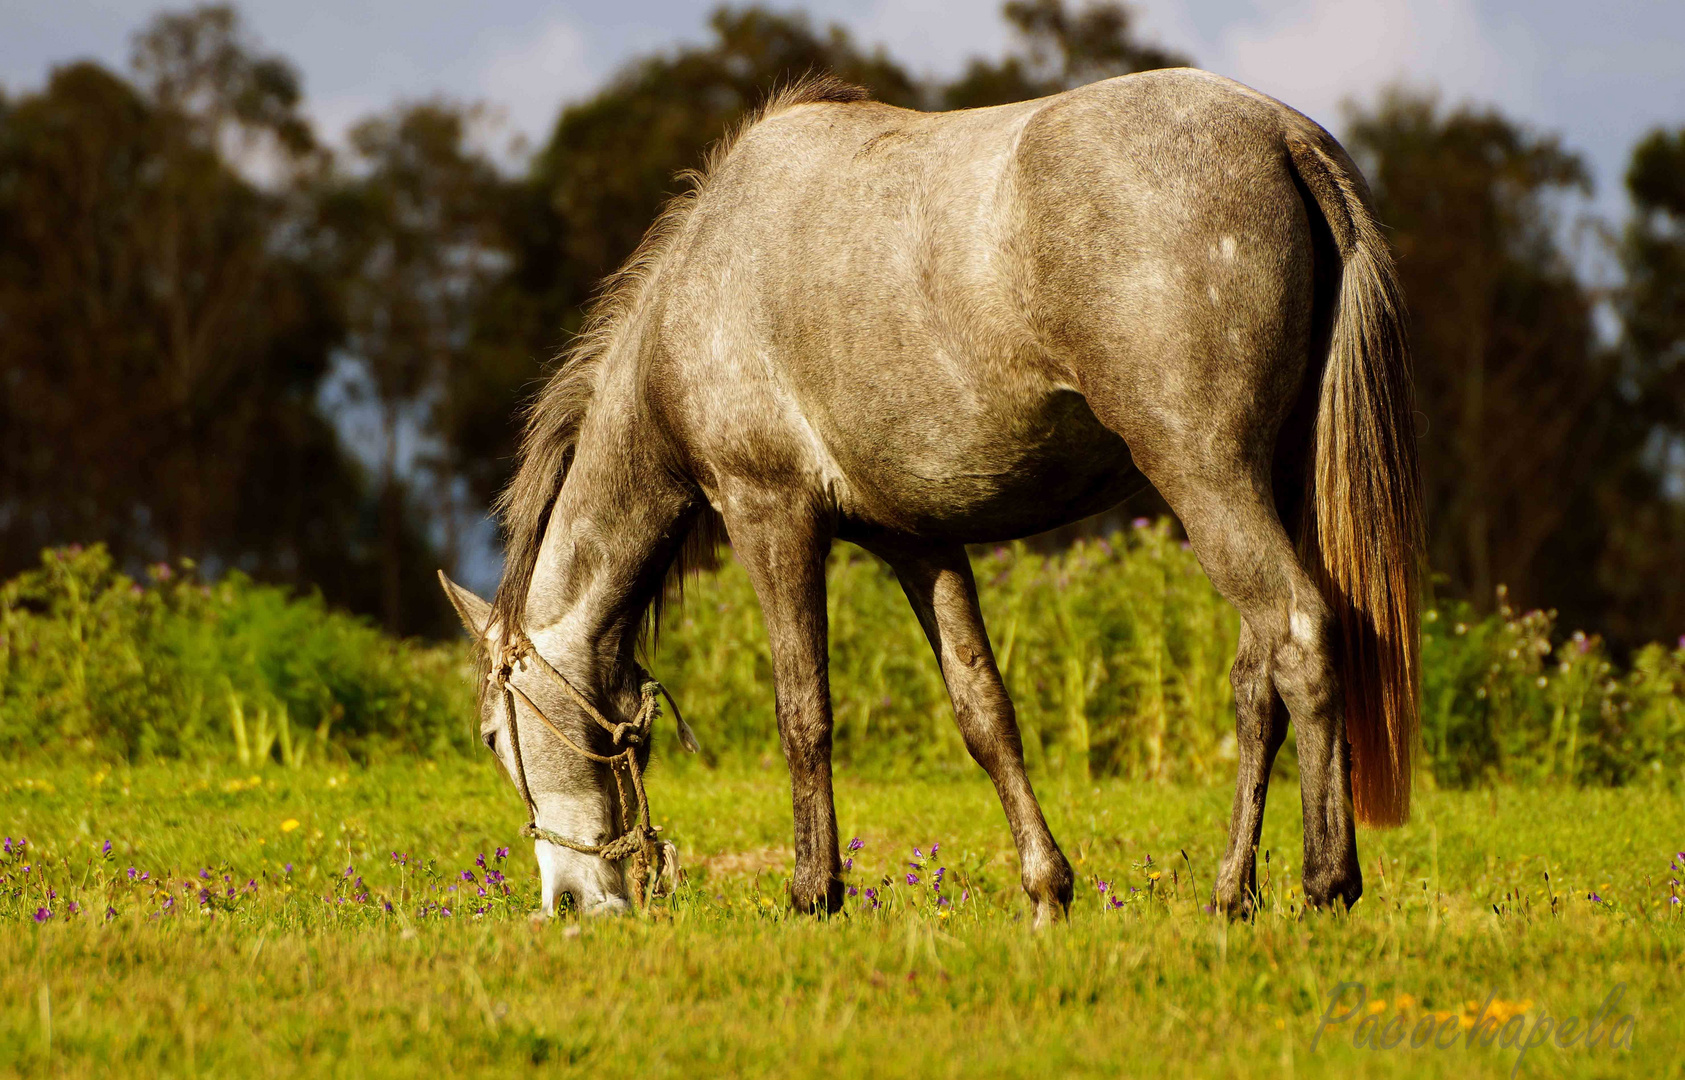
[[4, 756, 1682, 1078]]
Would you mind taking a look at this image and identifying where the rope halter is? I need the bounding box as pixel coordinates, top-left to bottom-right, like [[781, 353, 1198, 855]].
[[486, 632, 683, 907]]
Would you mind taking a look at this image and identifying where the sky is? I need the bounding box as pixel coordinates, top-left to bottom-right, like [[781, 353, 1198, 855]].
[[5, 0, 1682, 588], [4, 0, 1682, 231]]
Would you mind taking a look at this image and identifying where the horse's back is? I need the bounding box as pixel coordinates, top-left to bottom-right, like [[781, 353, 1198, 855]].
[[661, 70, 1324, 540]]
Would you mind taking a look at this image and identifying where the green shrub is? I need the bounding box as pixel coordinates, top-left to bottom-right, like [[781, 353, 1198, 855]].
[[652, 522, 1239, 780], [1420, 586, 1685, 789], [4, 534, 1683, 791], [0, 545, 473, 761]]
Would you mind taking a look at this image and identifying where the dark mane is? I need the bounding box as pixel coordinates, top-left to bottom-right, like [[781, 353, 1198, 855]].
[[484, 73, 871, 655]]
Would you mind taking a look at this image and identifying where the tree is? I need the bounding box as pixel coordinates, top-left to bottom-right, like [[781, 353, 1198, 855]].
[[0, 8, 443, 634], [944, 0, 1189, 109], [1600, 128, 1685, 643], [317, 102, 511, 633]]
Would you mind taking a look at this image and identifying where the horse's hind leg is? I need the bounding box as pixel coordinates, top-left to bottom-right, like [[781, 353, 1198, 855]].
[[723, 494, 844, 914], [880, 543, 1074, 927], [1156, 470, 1361, 911]]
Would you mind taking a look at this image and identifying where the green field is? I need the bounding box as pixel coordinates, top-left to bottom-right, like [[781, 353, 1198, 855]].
[[4, 757, 1681, 1078]]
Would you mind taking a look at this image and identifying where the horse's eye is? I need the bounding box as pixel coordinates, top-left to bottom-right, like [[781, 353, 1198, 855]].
[[481, 730, 497, 753]]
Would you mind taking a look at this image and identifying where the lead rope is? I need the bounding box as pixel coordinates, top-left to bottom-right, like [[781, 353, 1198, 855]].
[[488, 634, 672, 909]]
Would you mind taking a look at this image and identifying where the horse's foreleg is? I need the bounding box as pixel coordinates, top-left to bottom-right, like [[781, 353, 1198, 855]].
[[1213, 621, 1289, 918], [725, 499, 843, 914], [884, 544, 1074, 927]]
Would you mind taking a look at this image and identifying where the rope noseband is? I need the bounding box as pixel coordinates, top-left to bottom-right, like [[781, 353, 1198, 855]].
[[487, 633, 680, 908]]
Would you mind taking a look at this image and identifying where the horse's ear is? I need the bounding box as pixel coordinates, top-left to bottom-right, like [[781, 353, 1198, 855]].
[[437, 570, 492, 639]]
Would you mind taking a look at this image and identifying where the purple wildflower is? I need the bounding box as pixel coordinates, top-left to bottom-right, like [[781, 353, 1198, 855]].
[[930, 843, 940, 857], [127, 867, 138, 880], [843, 858, 853, 871], [344, 866, 354, 878], [905, 872, 919, 886], [1132, 517, 1150, 529], [283, 863, 293, 874], [1589, 892, 1604, 904], [198, 889, 211, 905], [912, 847, 923, 860], [847, 886, 858, 897], [199, 868, 211, 879], [848, 837, 864, 852], [476, 853, 487, 869], [496, 847, 509, 860], [461, 870, 475, 882], [101, 840, 112, 857], [67, 901, 80, 915], [105, 906, 118, 921], [33, 907, 51, 923]]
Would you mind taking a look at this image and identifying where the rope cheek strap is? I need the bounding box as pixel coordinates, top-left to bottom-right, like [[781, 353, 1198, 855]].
[[487, 634, 675, 908]]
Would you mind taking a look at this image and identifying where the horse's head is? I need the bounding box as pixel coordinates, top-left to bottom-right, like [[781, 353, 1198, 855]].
[[438, 571, 693, 916]]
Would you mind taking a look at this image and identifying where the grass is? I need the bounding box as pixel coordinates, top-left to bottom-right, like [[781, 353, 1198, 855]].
[[4, 755, 1683, 1078]]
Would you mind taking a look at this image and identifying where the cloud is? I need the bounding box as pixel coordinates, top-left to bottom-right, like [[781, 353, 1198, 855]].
[[476, 17, 596, 147], [850, 0, 1012, 81], [1209, 0, 1540, 129]]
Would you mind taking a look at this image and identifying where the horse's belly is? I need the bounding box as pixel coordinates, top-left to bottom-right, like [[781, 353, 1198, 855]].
[[831, 387, 1141, 543]]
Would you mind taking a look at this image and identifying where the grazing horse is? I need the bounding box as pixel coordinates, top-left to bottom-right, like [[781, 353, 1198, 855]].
[[439, 67, 1422, 925]]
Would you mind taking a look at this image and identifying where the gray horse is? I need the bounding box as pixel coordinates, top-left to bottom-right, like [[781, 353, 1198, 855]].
[[439, 67, 1423, 925]]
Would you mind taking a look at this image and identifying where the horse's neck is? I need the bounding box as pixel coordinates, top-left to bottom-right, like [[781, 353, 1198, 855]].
[[522, 374, 684, 672]]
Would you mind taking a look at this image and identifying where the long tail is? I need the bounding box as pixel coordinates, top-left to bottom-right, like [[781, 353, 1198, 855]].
[[1286, 132, 1425, 828]]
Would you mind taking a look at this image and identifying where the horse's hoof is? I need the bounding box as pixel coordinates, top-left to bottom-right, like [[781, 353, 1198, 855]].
[[583, 896, 632, 917], [1030, 898, 1067, 930]]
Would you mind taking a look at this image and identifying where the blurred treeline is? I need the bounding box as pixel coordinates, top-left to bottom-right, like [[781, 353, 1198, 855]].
[[3, 2, 1683, 647]]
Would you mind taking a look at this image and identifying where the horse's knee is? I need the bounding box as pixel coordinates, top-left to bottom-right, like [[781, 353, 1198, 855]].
[[777, 708, 833, 773]]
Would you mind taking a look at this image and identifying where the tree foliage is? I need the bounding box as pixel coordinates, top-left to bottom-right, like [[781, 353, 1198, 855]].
[[3, 1, 1683, 649], [944, 0, 1189, 109]]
